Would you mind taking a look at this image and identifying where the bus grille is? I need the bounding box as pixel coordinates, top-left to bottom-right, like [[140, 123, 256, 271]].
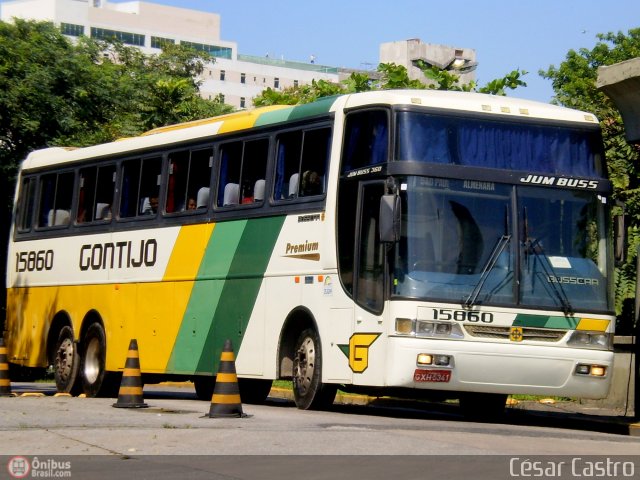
[[463, 325, 567, 342]]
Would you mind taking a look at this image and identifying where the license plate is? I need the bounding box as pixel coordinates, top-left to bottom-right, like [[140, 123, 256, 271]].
[[414, 369, 451, 383]]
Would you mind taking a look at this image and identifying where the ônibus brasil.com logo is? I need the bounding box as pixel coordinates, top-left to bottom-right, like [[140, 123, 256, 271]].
[[7, 456, 71, 478]]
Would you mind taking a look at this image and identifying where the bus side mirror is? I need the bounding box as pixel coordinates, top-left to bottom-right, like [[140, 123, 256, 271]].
[[613, 213, 627, 267], [379, 194, 401, 243]]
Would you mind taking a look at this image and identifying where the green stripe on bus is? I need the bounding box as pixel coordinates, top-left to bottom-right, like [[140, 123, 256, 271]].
[[254, 107, 296, 127], [195, 215, 285, 373], [166, 221, 245, 374], [167, 216, 285, 375], [513, 314, 579, 330], [287, 95, 338, 121]]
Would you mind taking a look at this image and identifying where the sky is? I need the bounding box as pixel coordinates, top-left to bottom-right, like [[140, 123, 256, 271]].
[[16, 0, 640, 103], [133, 0, 640, 103]]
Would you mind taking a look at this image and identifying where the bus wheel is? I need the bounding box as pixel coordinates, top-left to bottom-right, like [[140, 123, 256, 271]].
[[238, 378, 272, 404], [459, 392, 507, 420], [53, 325, 80, 394], [292, 328, 336, 410], [80, 323, 108, 397], [193, 376, 215, 401]]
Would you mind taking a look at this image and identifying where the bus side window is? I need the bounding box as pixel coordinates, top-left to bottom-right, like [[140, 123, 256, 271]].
[[16, 177, 36, 232], [166, 147, 213, 213], [274, 126, 330, 200], [299, 127, 330, 197], [119, 157, 161, 218], [341, 109, 389, 173], [37, 172, 74, 228], [217, 139, 268, 207], [78, 165, 115, 223]]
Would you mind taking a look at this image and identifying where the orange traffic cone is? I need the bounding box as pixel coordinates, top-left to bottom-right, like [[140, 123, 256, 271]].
[[207, 339, 246, 418], [0, 338, 12, 397], [113, 339, 148, 408]]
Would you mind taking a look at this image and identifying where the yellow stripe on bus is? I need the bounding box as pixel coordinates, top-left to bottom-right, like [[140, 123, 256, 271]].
[[217, 105, 290, 134], [163, 223, 215, 281], [576, 319, 610, 332]]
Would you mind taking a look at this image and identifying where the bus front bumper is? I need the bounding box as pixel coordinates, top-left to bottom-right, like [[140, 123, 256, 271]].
[[385, 337, 613, 399]]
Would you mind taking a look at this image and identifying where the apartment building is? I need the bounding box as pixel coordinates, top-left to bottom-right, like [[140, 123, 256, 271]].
[[0, 0, 343, 109], [1, 0, 476, 108]]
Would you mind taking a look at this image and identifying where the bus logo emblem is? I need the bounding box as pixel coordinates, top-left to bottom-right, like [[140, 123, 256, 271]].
[[338, 333, 381, 373], [510, 327, 524, 342]]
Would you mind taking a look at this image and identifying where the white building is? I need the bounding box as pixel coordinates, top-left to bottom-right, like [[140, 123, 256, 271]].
[[1, 0, 476, 109], [380, 39, 477, 86], [0, 0, 342, 109]]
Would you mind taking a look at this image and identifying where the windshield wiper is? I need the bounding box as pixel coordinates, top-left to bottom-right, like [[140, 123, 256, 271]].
[[525, 238, 574, 315], [463, 234, 511, 308]]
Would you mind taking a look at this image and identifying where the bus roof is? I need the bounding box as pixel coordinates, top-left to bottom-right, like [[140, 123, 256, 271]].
[[20, 90, 598, 172]]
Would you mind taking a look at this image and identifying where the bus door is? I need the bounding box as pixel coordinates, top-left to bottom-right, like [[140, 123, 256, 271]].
[[349, 181, 387, 384]]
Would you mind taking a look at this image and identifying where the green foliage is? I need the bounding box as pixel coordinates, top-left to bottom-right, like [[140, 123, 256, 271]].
[[252, 61, 527, 107], [0, 19, 233, 191], [541, 28, 640, 316]]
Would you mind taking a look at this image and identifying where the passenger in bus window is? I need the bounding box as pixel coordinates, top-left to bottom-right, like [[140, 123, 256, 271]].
[[301, 170, 322, 196], [187, 197, 197, 210], [141, 196, 158, 215]]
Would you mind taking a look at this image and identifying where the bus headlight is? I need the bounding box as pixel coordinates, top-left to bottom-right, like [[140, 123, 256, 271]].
[[395, 319, 464, 339], [567, 331, 613, 350]]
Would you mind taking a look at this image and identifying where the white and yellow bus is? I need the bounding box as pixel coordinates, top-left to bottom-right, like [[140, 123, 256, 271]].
[[4, 90, 617, 414]]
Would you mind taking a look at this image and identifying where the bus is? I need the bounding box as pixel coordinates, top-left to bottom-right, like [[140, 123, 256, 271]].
[[4, 90, 618, 414]]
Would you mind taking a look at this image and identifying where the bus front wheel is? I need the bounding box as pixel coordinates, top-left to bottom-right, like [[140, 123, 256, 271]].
[[459, 392, 507, 420], [53, 325, 80, 394], [292, 328, 336, 410]]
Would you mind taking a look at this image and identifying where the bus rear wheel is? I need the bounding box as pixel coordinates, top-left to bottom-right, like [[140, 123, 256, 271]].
[[292, 328, 336, 410], [238, 378, 272, 404], [53, 325, 80, 394], [80, 323, 115, 397]]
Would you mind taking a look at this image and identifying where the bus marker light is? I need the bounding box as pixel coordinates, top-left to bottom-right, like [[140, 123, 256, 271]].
[[417, 354, 433, 366], [575, 364, 607, 377], [434, 355, 451, 366], [575, 364, 590, 375]]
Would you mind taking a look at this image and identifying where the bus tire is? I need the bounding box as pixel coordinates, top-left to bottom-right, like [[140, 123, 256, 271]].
[[53, 325, 81, 394], [459, 392, 507, 420], [292, 328, 337, 410], [238, 378, 272, 404], [194, 376, 215, 401], [80, 323, 108, 397]]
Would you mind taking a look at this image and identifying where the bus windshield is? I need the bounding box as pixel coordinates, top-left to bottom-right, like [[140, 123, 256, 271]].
[[392, 177, 613, 313]]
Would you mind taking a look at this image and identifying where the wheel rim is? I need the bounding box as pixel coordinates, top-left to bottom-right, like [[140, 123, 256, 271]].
[[55, 338, 75, 383], [294, 336, 315, 396], [83, 337, 101, 384]]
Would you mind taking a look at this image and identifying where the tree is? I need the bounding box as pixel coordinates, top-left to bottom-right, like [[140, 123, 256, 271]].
[[252, 61, 527, 106], [0, 19, 233, 188], [541, 28, 640, 317], [0, 19, 234, 322]]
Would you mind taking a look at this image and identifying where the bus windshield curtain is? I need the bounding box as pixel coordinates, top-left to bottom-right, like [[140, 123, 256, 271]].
[[396, 112, 603, 178]]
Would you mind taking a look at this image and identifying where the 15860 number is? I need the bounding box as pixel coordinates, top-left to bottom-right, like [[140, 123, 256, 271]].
[[432, 308, 493, 323], [15, 250, 54, 272]]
